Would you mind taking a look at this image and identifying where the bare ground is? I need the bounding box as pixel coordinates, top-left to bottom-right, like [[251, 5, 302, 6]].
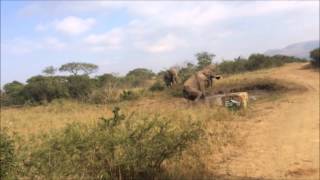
[[216, 63, 319, 180]]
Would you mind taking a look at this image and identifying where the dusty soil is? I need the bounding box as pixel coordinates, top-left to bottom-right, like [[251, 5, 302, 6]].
[[217, 63, 319, 180]]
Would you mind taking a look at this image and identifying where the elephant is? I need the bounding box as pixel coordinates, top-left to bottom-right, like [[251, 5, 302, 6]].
[[206, 74, 222, 88], [183, 64, 220, 101], [163, 68, 179, 88]]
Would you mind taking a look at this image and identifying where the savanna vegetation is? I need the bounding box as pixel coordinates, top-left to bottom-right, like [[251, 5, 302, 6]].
[[310, 47, 320, 68], [0, 50, 311, 179], [0, 52, 308, 107]]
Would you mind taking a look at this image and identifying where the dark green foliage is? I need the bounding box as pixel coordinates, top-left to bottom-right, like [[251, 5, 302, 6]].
[[120, 90, 140, 101], [178, 62, 197, 83], [42, 66, 57, 76], [2, 81, 26, 105], [149, 81, 165, 92], [219, 58, 247, 74], [96, 73, 119, 88], [126, 68, 155, 87], [26, 108, 203, 179], [310, 48, 320, 67], [59, 62, 98, 75], [126, 68, 155, 78], [67, 75, 94, 100], [0, 131, 15, 179], [23, 76, 69, 103], [218, 54, 306, 74], [196, 52, 215, 70]]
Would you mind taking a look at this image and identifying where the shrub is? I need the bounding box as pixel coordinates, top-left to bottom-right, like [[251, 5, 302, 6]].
[[2, 81, 26, 105], [120, 90, 140, 101], [23, 76, 69, 104], [0, 131, 15, 179], [178, 63, 197, 83], [125, 68, 155, 87], [89, 81, 121, 104], [218, 54, 306, 75], [149, 81, 165, 92], [310, 48, 320, 67], [168, 85, 184, 97], [26, 107, 203, 179], [67, 75, 94, 100]]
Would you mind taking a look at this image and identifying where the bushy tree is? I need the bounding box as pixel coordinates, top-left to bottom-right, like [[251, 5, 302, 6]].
[[95, 73, 119, 87], [67, 75, 94, 100], [42, 66, 57, 76], [2, 81, 26, 105], [178, 62, 197, 82], [196, 52, 215, 70], [23, 76, 69, 103], [59, 62, 98, 75], [126, 68, 155, 87], [310, 48, 320, 67]]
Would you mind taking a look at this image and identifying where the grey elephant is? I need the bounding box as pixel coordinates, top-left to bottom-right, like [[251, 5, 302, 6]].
[[163, 68, 179, 88], [206, 74, 222, 88], [183, 64, 220, 101]]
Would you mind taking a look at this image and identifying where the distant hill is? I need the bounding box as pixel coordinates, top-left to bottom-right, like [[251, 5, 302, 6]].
[[265, 40, 319, 59]]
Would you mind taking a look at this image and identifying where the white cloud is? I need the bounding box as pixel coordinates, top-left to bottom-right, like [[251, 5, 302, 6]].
[[140, 34, 186, 53], [43, 37, 66, 49], [3, 37, 66, 54], [35, 24, 48, 31], [54, 16, 96, 35], [84, 28, 124, 51]]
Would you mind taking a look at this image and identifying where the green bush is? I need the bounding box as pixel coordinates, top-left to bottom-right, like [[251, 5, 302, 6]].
[[23, 76, 69, 104], [218, 54, 306, 75], [178, 63, 196, 83], [149, 81, 165, 92], [26, 107, 203, 179], [2, 81, 26, 105], [67, 75, 94, 100], [0, 131, 15, 179], [125, 68, 155, 87]]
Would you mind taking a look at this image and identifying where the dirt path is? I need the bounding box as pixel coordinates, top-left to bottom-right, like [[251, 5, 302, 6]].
[[219, 63, 319, 180]]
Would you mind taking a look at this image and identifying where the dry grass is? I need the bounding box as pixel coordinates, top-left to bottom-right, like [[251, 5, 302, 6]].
[[212, 69, 306, 94], [0, 65, 307, 179]]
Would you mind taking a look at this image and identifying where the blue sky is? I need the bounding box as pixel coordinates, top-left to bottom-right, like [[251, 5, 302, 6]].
[[1, 1, 319, 85]]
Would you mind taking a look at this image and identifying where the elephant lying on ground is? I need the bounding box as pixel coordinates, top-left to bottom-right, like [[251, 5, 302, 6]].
[[163, 68, 179, 88], [183, 64, 221, 101]]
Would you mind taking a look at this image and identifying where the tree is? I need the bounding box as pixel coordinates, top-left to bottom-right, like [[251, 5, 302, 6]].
[[42, 66, 57, 76], [66, 75, 94, 99], [2, 81, 26, 105], [24, 76, 69, 103], [126, 68, 155, 78], [178, 62, 196, 82], [126, 68, 155, 87], [196, 52, 215, 70], [96, 73, 118, 87], [3, 81, 24, 95], [310, 48, 320, 67], [59, 62, 98, 75]]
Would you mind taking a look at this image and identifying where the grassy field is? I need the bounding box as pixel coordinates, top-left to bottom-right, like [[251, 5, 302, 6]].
[[1, 65, 306, 179]]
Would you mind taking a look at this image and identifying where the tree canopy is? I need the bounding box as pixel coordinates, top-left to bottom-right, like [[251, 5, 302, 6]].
[[59, 62, 98, 75], [196, 52, 215, 69], [42, 66, 57, 76]]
